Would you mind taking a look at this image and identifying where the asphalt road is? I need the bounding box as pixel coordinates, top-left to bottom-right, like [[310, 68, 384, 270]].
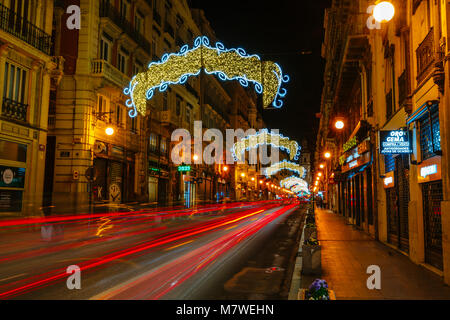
[[0, 200, 302, 300]]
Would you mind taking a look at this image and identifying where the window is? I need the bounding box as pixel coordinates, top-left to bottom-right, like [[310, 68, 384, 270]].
[[97, 95, 108, 121], [419, 103, 441, 161], [100, 36, 112, 62], [384, 154, 395, 173], [186, 105, 191, 123], [119, 0, 129, 20], [133, 59, 143, 76], [162, 91, 168, 111], [116, 104, 122, 126], [3, 62, 28, 104], [135, 10, 144, 34], [160, 137, 167, 155], [149, 133, 158, 152], [130, 116, 138, 133], [152, 33, 158, 57], [176, 95, 181, 116], [118, 48, 129, 74]]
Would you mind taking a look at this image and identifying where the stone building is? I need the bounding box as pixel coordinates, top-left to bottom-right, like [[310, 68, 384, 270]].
[[316, 0, 450, 284]]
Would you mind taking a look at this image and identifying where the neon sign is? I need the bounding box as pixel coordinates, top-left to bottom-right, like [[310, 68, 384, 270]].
[[124, 36, 289, 117]]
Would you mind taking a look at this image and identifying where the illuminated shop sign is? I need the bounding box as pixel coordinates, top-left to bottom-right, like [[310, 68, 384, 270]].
[[420, 165, 437, 178], [417, 156, 441, 183], [383, 171, 395, 189], [178, 165, 191, 172], [379, 129, 412, 154]]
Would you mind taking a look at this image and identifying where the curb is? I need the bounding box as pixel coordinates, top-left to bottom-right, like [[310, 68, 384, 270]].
[[287, 208, 308, 300]]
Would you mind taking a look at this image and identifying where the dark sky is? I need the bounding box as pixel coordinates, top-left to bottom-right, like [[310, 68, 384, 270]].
[[190, 0, 331, 151]]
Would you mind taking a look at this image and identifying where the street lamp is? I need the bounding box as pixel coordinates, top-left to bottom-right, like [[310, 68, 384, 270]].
[[241, 172, 246, 178], [105, 127, 114, 136], [223, 165, 228, 172], [334, 119, 345, 130], [324, 151, 332, 159], [373, 1, 395, 23], [193, 154, 199, 161], [319, 163, 325, 169]]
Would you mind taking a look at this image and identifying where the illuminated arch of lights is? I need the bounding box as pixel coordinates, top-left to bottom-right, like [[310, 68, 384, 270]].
[[291, 184, 310, 194], [124, 36, 290, 118], [264, 160, 306, 178], [232, 129, 300, 161], [280, 176, 308, 189]]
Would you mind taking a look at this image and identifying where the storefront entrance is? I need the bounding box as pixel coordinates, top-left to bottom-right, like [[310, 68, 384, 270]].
[[422, 181, 443, 270]]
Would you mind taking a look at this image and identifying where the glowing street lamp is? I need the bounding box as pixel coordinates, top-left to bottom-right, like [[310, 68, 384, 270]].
[[334, 119, 345, 130], [251, 177, 255, 181], [373, 1, 395, 23], [105, 127, 114, 136], [241, 172, 246, 178], [324, 151, 332, 159], [318, 172, 323, 177], [223, 166, 228, 172], [259, 180, 264, 184], [319, 164, 325, 169], [193, 154, 199, 161]]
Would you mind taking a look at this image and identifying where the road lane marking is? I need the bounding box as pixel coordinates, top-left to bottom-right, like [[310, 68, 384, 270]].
[[0, 273, 27, 283], [164, 240, 194, 251]]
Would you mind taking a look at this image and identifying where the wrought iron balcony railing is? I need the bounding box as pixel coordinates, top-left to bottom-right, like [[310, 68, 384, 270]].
[[416, 28, 435, 84], [0, 3, 52, 54], [2, 97, 28, 123], [99, 1, 151, 53]]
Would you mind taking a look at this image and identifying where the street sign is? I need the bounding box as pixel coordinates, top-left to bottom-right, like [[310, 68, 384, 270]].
[[379, 129, 412, 154], [178, 165, 191, 172]]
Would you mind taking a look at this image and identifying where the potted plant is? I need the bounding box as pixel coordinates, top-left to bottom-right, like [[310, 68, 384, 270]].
[[304, 222, 317, 240], [299, 279, 336, 300], [302, 236, 321, 275]]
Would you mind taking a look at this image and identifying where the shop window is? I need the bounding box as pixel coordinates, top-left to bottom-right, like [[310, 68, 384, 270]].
[[384, 154, 395, 173], [419, 103, 441, 161]]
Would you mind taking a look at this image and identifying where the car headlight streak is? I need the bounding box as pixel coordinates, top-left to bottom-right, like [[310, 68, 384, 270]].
[[124, 36, 289, 117], [231, 129, 300, 161]]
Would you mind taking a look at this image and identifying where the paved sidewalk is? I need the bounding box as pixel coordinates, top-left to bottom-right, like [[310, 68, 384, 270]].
[[316, 209, 450, 299]]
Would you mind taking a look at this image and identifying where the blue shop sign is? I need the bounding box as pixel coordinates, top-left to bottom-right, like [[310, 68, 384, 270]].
[[0, 166, 26, 188], [379, 129, 412, 154]]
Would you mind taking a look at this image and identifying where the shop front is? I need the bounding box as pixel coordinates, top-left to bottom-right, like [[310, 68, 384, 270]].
[[407, 101, 444, 270], [93, 141, 136, 205], [338, 137, 374, 232]]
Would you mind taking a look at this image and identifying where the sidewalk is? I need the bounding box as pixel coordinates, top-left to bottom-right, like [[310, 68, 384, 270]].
[[315, 209, 450, 299]]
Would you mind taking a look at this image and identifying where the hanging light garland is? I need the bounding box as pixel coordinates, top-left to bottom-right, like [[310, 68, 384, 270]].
[[264, 160, 306, 178], [124, 36, 289, 117]]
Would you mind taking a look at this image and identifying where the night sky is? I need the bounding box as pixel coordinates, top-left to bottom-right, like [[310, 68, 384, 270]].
[[190, 0, 332, 152]]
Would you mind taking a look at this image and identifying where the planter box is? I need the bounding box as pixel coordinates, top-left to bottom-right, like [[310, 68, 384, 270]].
[[304, 226, 317, 240], [298, 289, 336, 300], [301, 243, 321, 275]]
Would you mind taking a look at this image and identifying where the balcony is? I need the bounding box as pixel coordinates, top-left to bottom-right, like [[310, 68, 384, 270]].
[[99, 1, 151, 52], [160, 110, 179, 127], [91, 59, 130, 88], [2, 98, 28, 123], [0, 3, 52, 55], [416, 28, 435, 84]]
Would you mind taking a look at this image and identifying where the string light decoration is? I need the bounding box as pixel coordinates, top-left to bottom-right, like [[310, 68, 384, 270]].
[[232, 129, 300, 161], [280, 176, 308, 189], [124, 36, 289, 117], [291, 184, 310, 194], [264, 160, 306, 178]]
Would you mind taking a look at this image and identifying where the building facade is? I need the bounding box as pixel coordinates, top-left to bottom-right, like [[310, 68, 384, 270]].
[[0, 0, 57, 217], [316, 0, 450, 284]]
